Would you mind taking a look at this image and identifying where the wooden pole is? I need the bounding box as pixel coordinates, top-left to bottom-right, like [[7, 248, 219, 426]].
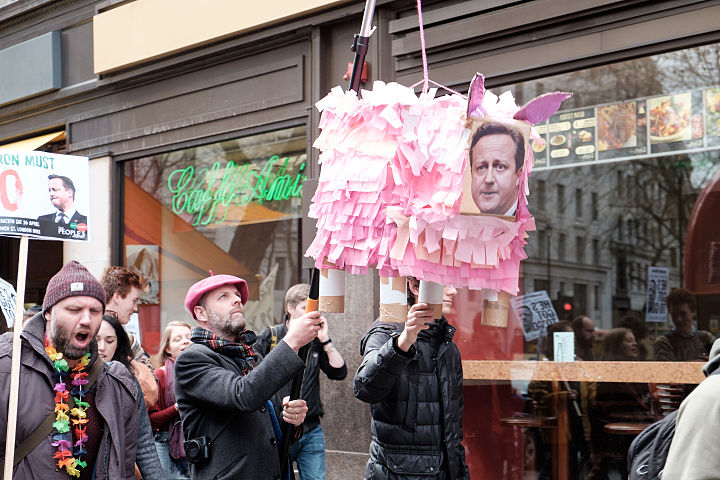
[[3, 235, 29, 479], [278, 268, 319, 479]]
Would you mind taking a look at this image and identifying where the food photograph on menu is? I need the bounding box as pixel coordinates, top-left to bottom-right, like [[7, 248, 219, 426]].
[[649, 91, 704, 153], [547, 108, 596, 166], [597, 100, 648, 160], [706, 87, 720, 147], [460, 117, 530, 219], [532, 122, 548, 167]]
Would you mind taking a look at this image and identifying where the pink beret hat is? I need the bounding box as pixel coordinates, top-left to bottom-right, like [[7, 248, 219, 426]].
[[184, 272, 248, 320]]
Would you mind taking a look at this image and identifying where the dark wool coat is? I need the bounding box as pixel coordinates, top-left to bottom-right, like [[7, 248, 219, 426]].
[[0, 313, 139, 480], [174, 339, 304, 480], [354, 318, 470, 480]]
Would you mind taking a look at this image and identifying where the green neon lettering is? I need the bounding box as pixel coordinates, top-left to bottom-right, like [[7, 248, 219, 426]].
[[167, 155, 305, 225]]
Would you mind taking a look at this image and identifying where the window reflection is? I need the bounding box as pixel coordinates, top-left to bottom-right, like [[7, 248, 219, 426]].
[[123, 126, 305, 343], [456, 42, 720, 480]]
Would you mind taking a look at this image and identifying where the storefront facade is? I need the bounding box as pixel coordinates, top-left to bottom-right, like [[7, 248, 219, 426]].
[[2, 0, 720, 478]]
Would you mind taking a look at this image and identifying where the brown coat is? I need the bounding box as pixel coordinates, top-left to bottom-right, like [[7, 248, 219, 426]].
[[0, 313, 139, 479]]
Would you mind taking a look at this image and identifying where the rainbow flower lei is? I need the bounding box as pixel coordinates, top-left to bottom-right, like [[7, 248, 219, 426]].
[[45, 339, 91, 478]]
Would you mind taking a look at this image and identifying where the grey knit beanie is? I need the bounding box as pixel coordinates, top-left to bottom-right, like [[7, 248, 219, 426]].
[[42, 261, 106, 314]]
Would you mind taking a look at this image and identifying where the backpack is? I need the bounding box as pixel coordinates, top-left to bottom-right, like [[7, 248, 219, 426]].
[[628, 364, 720, 479], [627, 409, 678, 480]]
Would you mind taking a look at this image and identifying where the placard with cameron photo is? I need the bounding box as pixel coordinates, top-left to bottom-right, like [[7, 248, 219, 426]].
[[459, 117, 531, 220]]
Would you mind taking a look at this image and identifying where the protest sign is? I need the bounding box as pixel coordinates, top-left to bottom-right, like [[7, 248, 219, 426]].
[[645, 266, 669, 323], [0, 277, 17, 329], [0, 149, 90, 241], [510, 290, 560, 341]]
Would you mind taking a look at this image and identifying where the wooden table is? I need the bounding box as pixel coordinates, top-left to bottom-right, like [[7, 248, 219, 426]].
[[604, 422, 653, 436]]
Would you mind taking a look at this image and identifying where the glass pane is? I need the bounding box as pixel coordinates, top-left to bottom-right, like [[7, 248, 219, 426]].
[[454, 42, 720, 479], [123, 125, 306, 349]]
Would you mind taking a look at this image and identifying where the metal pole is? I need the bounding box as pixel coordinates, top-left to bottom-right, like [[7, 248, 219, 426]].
[[348, 0, 377, 93]]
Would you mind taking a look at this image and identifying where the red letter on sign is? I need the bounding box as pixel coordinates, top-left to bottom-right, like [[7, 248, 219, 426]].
[[0, 169, 23, 212]]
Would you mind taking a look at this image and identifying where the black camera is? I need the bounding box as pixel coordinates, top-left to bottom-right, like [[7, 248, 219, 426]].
[[183, 436, 210, 464]]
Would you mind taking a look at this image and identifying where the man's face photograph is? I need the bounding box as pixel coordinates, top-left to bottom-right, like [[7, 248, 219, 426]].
[[470, 134, 521, 215], [460, 119, 528, 218], [48, 177, 74, 211]]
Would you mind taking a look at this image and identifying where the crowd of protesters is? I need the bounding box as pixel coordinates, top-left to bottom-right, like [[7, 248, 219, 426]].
[[0, 258, 712, 480]]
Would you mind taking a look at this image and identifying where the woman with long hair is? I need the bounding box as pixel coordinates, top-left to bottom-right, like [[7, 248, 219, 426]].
[[96, 314, 163, 480], [601, 327, 639, 361], [149, 321, 192, 479], [96, 314, 135, 368], [591, 328, 653, 478]]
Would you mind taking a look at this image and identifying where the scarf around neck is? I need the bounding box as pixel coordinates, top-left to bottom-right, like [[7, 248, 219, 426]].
[[191, 326, 259, 374]]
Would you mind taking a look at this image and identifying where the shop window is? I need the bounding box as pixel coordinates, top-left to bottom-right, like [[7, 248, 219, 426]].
[[575, 236, 585, 264], [594, 284, 600, 311], [593, 238, 600, 266], [575, 188, 583, 218], [534, 278, 550, 293], [556, 184, 565, 214], [453, 47, 720, 478], [537, 230, 547, 259], [123, 125, 306, 352], [592, 192, 599, 220], [537, 179, 546, 210]]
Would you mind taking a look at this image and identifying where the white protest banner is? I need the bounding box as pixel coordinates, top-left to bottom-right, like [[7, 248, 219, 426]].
[[510, 290, 559, 341], [0, 149, 90, 241], [645, 266, 669, 323], [0, 277, 17, 328]]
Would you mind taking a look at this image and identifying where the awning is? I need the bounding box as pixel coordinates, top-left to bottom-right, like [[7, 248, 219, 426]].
[[0, 130, 65, 151]]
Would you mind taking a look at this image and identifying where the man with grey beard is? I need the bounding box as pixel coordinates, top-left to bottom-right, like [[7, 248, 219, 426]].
[[0, 261, 141, 479], [175, 273, 323, 480]]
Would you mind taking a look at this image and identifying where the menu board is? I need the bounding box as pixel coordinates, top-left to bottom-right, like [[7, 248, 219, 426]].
[[597, 100, 648, 160], [531, 85, 720, 170], [547, 108, 596, 166], [548, 108, 596, 165], [649, 91, 704, 154], [706, 87, 720, 148]]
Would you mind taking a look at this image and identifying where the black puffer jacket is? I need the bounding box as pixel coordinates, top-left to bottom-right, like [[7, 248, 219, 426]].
[[353, 317, 470, 480]]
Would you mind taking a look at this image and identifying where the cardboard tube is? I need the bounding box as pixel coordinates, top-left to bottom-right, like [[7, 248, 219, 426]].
[[379, 276, 407, 322], [319, 268, 345, 313], [419, 280, 444, 320], [480, 289, 510, 327]]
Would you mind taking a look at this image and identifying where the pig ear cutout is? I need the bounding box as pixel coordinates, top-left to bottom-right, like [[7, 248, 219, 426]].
[[466, 73, 486, 118], [514, 92, 573, 124]]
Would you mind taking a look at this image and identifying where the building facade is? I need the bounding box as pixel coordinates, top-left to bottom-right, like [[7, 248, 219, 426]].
[[2, 0, 720, 478]]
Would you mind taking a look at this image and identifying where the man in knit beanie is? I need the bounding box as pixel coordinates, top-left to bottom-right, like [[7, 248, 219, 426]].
[[42, 260, 107, 358], [0, 260, 142, 479]]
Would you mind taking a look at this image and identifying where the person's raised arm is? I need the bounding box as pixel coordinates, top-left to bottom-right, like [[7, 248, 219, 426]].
[[176, 344, 303, 413], [317, 315, 347, 377], [353, 304, 432, 403], [397, 303, 433, 352], [176, 312, 321, 413]]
